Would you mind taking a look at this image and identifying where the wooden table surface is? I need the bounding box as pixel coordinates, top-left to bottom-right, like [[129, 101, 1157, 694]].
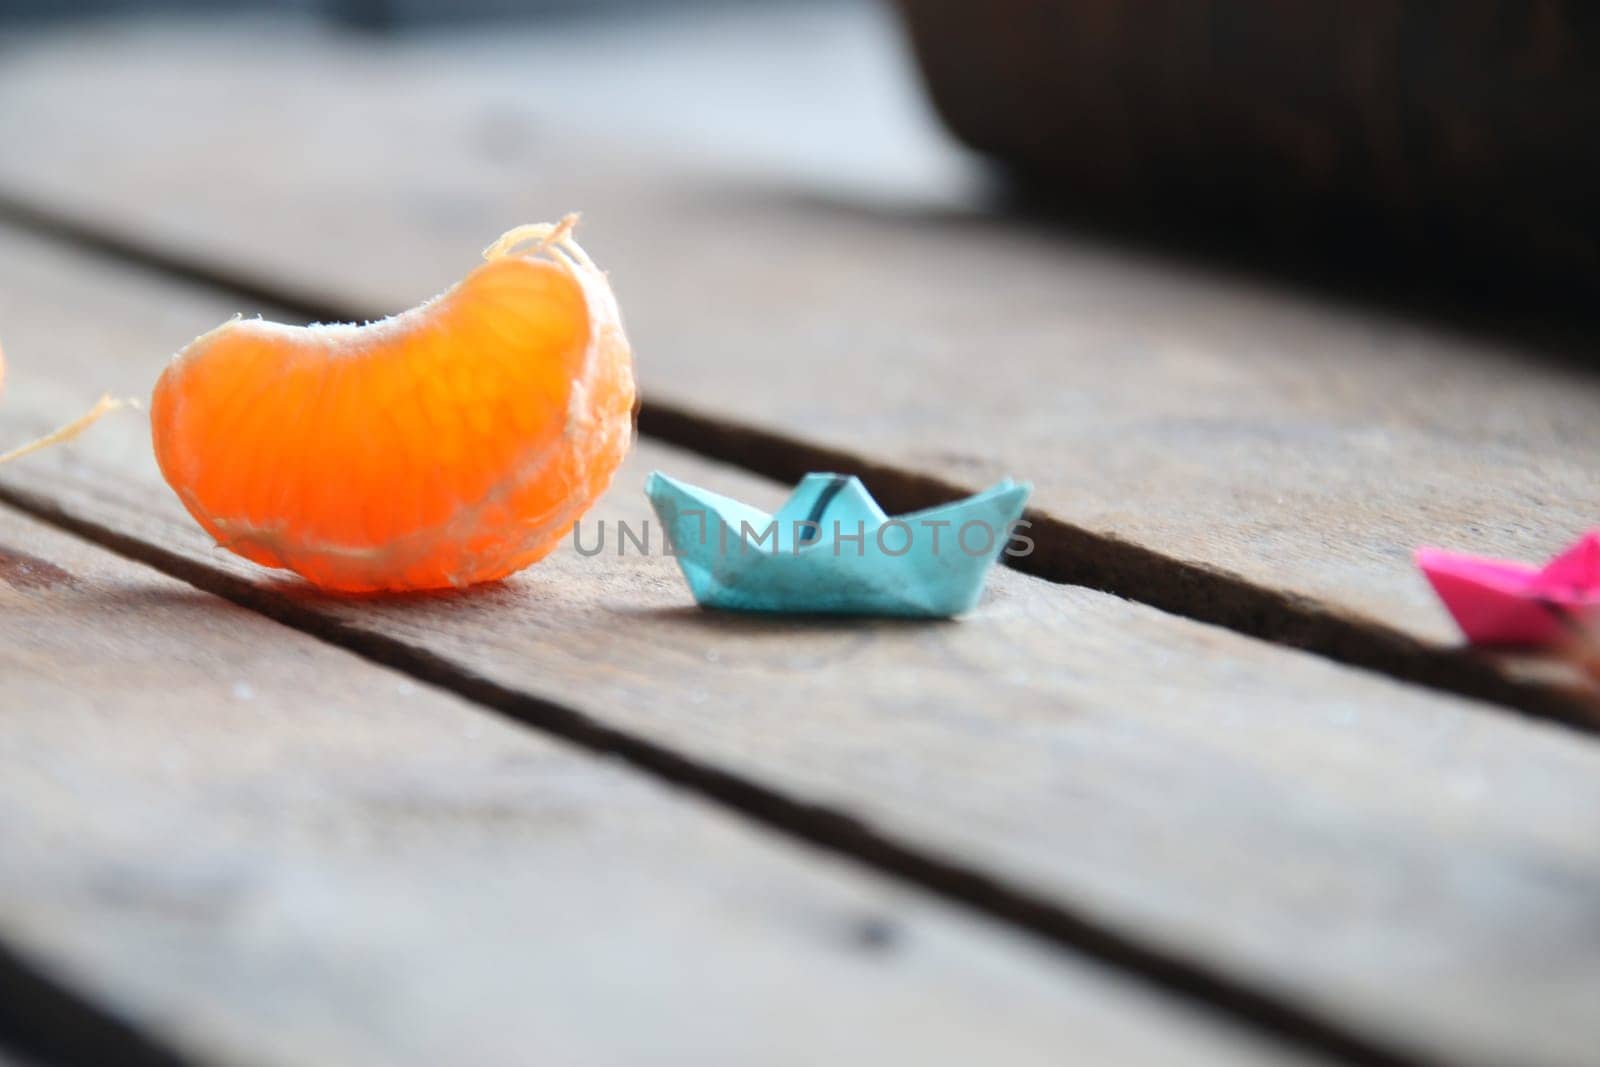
[[1, 5, 1598, 1066]]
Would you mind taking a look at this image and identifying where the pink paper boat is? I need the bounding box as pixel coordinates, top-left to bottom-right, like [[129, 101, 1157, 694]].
[[1416, 531, 1600, 646]]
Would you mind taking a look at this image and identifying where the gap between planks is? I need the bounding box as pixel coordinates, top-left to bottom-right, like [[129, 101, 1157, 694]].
[[0, 189, 1592, 738], [0, 498, 1320, 1067], [0, 479, 1432, 1067], [0, 939, 198, 1067]]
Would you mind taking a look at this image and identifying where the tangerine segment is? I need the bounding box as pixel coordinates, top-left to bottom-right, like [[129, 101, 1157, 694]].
[[150, 218, 635, 592]]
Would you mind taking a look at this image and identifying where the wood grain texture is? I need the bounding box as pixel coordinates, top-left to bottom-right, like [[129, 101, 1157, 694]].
[[0, 10, 1595, 720], [3, 226, 1600, 1065], [0, 503, 1292, 1067]]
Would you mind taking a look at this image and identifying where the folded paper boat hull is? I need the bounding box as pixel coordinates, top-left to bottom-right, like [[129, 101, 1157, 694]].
[[1416, 549, 1599, 646], [645, 472, 1031, 618]]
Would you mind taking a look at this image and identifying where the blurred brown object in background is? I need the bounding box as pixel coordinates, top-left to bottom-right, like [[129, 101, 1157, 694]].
[[896, 1, 1600, 307]]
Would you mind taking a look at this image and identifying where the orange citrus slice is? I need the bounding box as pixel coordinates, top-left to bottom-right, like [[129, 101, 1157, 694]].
[[150, 216, 635, 592]]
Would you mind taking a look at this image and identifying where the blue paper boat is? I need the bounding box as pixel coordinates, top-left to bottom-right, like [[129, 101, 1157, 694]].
[[644, 471, 1031, 617]]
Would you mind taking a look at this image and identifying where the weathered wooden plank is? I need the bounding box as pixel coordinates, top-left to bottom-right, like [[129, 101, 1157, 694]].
[[3, 226, 1600, 1065], [0, 12, 1595, 720], [0, 503, 1294, 1067]]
